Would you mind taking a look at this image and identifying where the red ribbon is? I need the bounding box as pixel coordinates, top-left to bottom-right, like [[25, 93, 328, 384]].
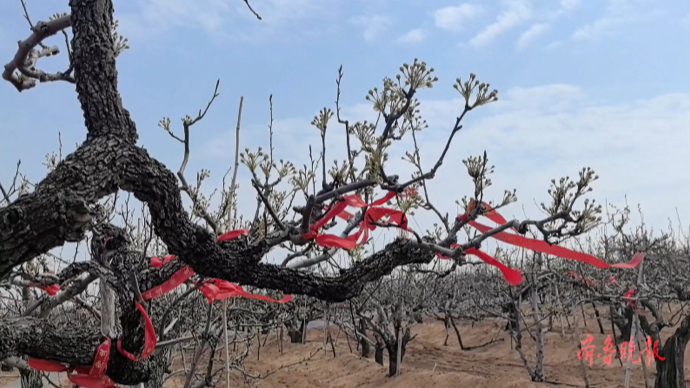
[[198, 279, 293, 304], [303, 191, 413, 250], [150, 254, 176, 268], [462, 201, 646, 270], [130, 229, 290, 361], [116, 302, 156, 361], [434, 201, 645, 286], [37, 283, 60, 295], [140, 265, 195, 300], [217, 228, 250, 241], [435, 244, 523, 286], [623, 288, 636, 307], [28, 337, 116, 388]]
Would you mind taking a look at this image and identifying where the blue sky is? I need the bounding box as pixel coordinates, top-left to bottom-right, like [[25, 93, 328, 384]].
[[1, 0, 690, 257]]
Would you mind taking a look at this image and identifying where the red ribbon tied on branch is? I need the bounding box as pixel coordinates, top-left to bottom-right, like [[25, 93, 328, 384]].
[[116, 301, 157, 362], [27, 270, 62, 295], [133, 227, 290, 361], [28, 337, 116, 388], [435, 244, 524, 286], [28, 227, 290, 387], [199, 279, 293, 304], [438, 201, 645, 286], [36, 283, 60, 295], [464, 201, 645, 270], [302, 190, 414, 250]]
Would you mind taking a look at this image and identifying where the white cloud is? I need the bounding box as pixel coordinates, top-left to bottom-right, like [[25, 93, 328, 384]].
[[516, 23, 550, 50], [400, 87, 690, 232], [397, 28, 427, 44], [433, 4, 483, 32], [545, 40, 563, 49], [560, 0, 582, 11], [469, 0, 532, 47], [571, 17, 619, 41], [118, 0, 233, 38], [549, 0, 581, 19], [570, 0, 663, 42], [350, 14, 392, 43]]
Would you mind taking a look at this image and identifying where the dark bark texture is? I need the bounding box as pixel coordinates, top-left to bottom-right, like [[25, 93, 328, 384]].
[[286, 320, 306, 344], [384, 330, 411, 377], [359, 319, 370, 357], [654, 314, 690, 388]]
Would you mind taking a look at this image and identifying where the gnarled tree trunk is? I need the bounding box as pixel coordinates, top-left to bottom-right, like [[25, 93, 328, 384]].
[[359, 319, 370, 357], [374, 338, 384, 365], [385, 328, 411, 377], [654, 314, 690, 388], [286, 320, 306, 344]]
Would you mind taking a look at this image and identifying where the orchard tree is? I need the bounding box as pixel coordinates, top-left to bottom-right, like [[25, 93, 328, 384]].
[[0, 0, 615, 386]]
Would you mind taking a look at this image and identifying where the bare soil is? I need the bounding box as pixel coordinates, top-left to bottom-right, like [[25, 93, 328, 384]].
[[3, 305, 687, 387]]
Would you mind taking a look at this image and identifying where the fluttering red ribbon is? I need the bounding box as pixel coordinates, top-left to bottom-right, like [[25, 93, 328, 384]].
[[463, 201, 646, 270], [217, 229, 251, 241], [308, 190, 524, 285], [435, 201, 645, 286], [303, 191, 414, 250], [28, 271, 61, 295], [199, 279, 293, 304], [435, 244, 523, 286], [623, 288, 636, 307]]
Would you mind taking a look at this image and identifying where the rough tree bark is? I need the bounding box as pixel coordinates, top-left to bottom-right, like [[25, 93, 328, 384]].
[[653, 313, 690, 388], [285, 320, 306, 344], [382, 327, 412, 377], [359, 319, 370, 357], [20, 287, 43, 388], [374, 339, 384, 366]]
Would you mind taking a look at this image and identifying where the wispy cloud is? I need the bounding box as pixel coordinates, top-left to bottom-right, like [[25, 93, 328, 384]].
[[116, 0, 329, 43], [433, 4, 483, 32], [397, 28, 427, 44], [350, 14, 392, 43], [559, 0, 582, 13], [469, 0, 532, 48], [118, 0, 233, 38], [516, 23, 550, 50], [570, 0, 662, 42], [571, 17, 619, 41], [545, 40, 564, 49]]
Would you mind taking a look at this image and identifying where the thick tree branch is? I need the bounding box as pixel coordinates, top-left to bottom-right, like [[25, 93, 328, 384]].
[[1, 15, 72, 91], [70, 0, 137, 142]]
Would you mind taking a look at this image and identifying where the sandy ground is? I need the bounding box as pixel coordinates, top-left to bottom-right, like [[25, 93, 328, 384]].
[[2, 305, 687, 387]]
